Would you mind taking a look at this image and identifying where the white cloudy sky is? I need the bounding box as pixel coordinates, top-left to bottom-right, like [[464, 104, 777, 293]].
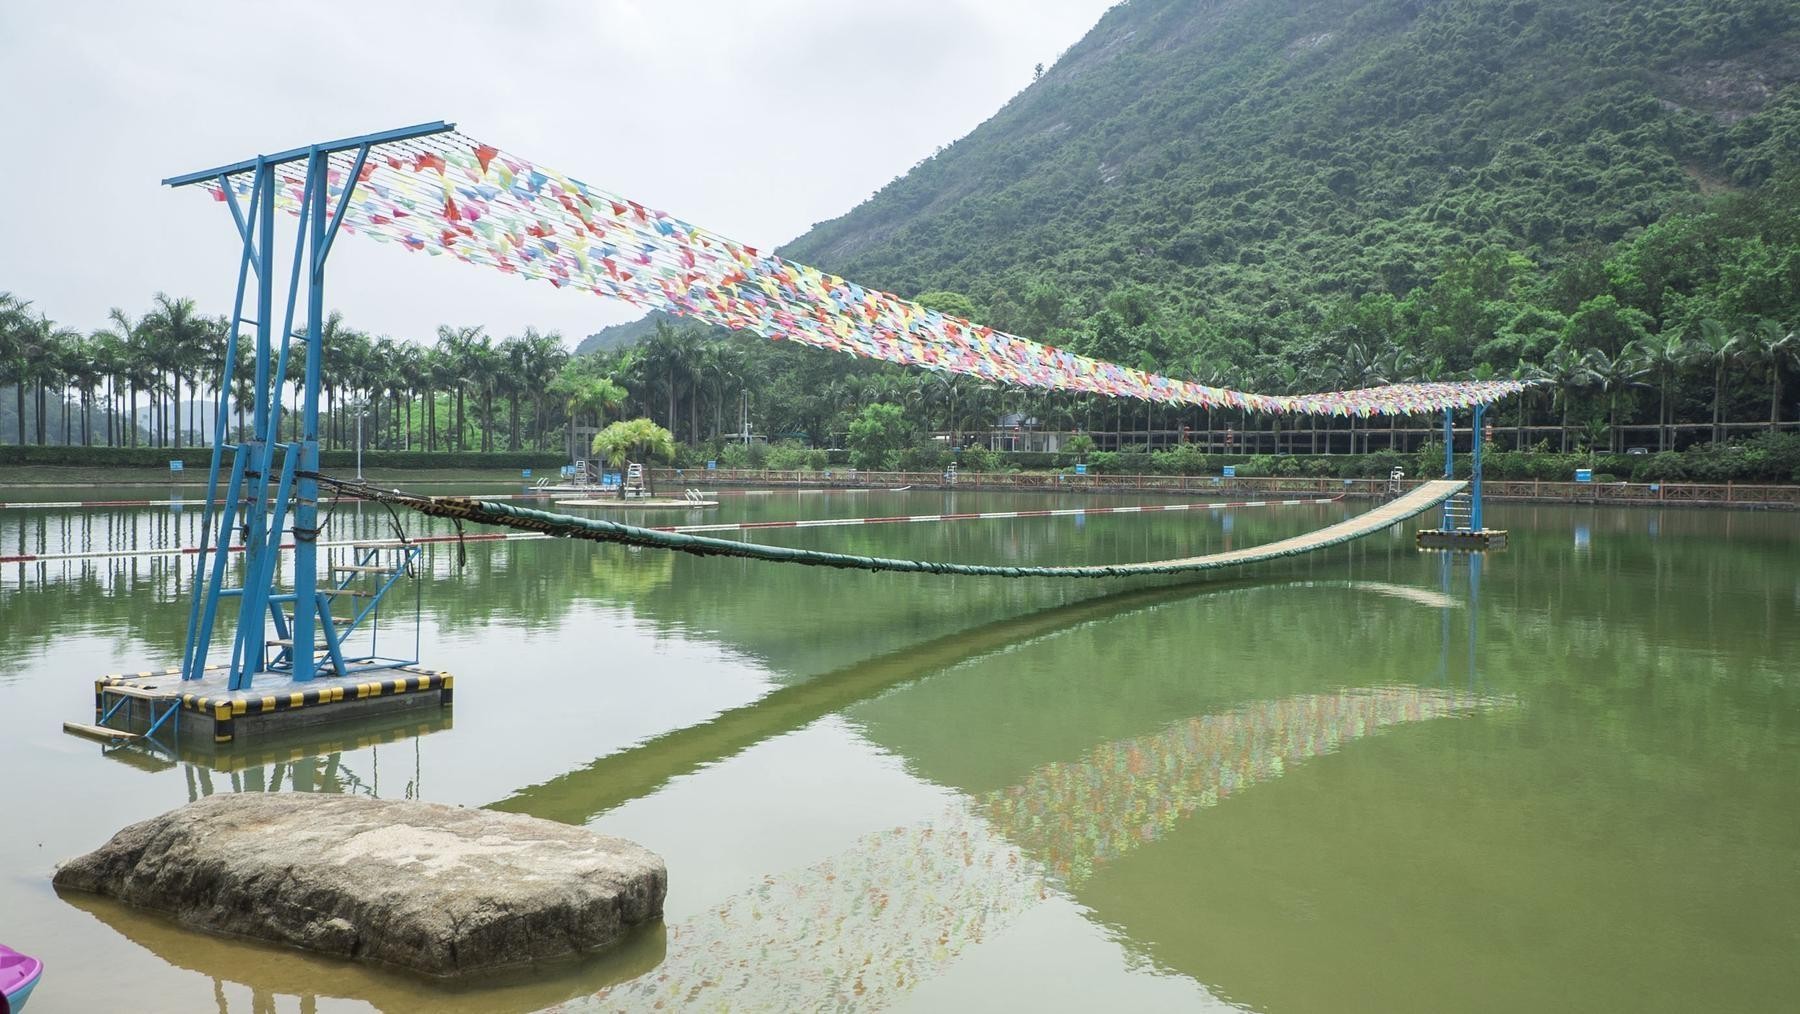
[[0, 1, 1118, 347]]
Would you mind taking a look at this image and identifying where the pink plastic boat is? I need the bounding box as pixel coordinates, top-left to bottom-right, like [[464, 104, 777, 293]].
[[0, 945, 41, 1013]]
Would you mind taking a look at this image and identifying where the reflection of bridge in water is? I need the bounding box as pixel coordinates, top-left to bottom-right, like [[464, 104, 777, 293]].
[[564, 687, 1507, 1011]]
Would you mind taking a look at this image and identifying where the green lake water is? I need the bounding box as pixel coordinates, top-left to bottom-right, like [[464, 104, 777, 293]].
[[1, 487, 1797, 1012]]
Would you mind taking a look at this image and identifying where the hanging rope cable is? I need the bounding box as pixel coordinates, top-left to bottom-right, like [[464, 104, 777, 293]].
[[314, 476, 1467, 579]]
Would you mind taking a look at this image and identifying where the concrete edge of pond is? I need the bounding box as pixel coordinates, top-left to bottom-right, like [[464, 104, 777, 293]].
[[51, 793, 666, 977]]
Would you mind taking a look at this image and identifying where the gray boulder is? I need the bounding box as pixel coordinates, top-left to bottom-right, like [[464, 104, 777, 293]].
[[53, 793, 666, 976]]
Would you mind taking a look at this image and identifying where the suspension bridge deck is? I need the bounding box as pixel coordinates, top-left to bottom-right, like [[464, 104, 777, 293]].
[[346, 478, 1470, 579]]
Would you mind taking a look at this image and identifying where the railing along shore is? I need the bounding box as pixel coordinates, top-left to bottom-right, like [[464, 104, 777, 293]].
[[652, 468, 1800, 510]]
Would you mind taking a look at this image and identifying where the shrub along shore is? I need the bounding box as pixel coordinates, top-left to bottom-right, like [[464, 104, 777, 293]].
[[8, 431, 1800, 487]]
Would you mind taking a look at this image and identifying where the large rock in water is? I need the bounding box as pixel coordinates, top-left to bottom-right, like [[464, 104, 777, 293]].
[[53, 793, 666, 976]]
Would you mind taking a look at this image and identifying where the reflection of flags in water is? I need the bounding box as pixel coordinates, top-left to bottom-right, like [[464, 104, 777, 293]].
[[982, 688, 1492, 884], [559, 689, 1503, 1012]]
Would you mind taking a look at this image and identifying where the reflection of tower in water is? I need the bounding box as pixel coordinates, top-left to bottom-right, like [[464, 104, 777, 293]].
[[1436, 549, 1485, 690]]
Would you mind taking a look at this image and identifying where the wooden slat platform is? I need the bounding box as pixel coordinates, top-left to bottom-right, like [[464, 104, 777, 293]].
[[64, 721, 141, 741], [98, 683, 176, 700]]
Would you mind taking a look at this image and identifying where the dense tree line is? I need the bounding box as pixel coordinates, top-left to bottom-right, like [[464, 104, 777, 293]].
[[0, 294, 571, 454]]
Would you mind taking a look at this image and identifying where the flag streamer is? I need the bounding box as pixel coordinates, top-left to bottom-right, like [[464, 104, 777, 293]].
[[199, 132, 1523, 417]]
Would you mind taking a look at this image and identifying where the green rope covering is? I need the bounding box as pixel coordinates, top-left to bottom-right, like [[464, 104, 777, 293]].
[[320, 478, 1467, 579]]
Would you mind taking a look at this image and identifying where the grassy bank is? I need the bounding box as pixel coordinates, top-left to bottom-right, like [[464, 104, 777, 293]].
[[10, 433, 1800, 488]]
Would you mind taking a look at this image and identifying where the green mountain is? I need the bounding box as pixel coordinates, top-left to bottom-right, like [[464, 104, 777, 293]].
[[779, 0, 1800, 359], [575, 312, 674, 356]]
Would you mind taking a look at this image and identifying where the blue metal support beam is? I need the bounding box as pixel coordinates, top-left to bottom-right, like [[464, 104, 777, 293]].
[[160, 121, 454, 188], [293, 147, 329, 682], [1441, 409, 1455, 532], [1471, 403, 1486, 532]]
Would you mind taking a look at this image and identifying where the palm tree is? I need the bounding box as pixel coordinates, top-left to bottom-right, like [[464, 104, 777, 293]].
[[1508, 358, 1549, 451], [461, 333, 501, 452], [1582, 344, 1648, 453], [363, 337, 399, 450], [1541, 342, 1587, 453], [1743, 319, 1799, 432], [434, 325, 486, 451], [696, 342, 745, 441], [92, 307, 154, 447], [144, 294, 212, 450], [426, 340, 464, 451], [638, 322, 706, 442], [63, 334, 104, 446], [529, 331, 570, 450], [394, 341, 428, 451], [317, 312, 367, 449], [591, 417, 675, 498], [0, 293, 32, 444], [1691, 319, 1742, 445], [20, 314, 77, 445], [122, 313, 160, 447], [551, 360, 627, 461], [1337, 339, 1385, 453], [1379, 348, 1418, 451], [1636, 331, 1689, 451], [230, 336, 256, 443], [89, 328, 128, 446]]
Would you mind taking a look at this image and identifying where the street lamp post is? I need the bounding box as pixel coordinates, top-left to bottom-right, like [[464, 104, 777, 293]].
[[356, 401, 365, 481]]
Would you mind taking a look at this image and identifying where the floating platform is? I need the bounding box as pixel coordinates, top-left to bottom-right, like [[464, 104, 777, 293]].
[[78, 665, 453, 745], [534, 482, 613, 495], [1417, 528, 1509, 551], [554, 497, 719, 510], [75, 706, 455, 773]]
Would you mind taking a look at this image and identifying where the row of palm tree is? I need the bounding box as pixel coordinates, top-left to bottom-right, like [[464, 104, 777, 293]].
[[0, 291, 574, 452], [1521, 318, 1798, 453], [568, 314, 1799, 459], [5, 287, 1794, 458]]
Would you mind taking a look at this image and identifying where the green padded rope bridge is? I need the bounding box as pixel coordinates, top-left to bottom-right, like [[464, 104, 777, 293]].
[[317, 478, 1468, 579]]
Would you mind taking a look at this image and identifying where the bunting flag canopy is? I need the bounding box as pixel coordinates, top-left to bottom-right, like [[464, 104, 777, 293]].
[[198, 130, 1523, 417]]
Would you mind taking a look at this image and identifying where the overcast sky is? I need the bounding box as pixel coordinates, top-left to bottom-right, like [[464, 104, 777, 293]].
[[0, 0, 1118, 348]]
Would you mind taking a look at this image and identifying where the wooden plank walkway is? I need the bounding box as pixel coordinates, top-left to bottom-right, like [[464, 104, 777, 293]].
[[1100, 479, 1468, 574], [470, 479, 1467, 578]]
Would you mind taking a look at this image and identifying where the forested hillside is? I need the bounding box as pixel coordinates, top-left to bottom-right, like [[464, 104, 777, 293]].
[[785, 0, 1799, 364]]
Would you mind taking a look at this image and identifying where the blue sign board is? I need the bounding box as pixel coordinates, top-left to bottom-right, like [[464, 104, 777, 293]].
[[1575, 468, 1593, 483], [707, 460, 717, 470], [1222, 465, 1236, 478], [521, 468, 532, 478], [1074, 463, 1087, 475], [168, 460, 184, 473]]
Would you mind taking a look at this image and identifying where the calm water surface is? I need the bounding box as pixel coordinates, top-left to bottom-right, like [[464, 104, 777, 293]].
[[1, 487, 1797, 1012]]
